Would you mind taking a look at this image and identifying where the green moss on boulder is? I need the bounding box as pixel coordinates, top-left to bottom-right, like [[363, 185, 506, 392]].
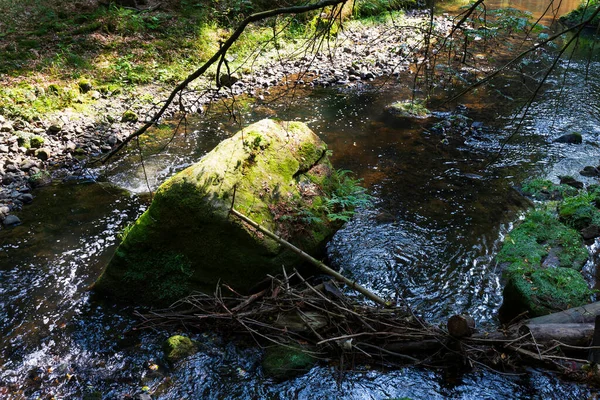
[[262, 345, 317, 380], [558, 192, 600, 230], [163, 335, 198, 362], [497, 210, 588, 273], [121, 110, 138, 123], [384, 101, 431, 120], [520, 178, 578, 201], [94, 119, 349, 305], [501, 268, 592, 319], [560, 2, 600, 28]]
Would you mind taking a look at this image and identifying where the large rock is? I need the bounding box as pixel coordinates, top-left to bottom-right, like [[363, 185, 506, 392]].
[[94, 119, 346, 305]]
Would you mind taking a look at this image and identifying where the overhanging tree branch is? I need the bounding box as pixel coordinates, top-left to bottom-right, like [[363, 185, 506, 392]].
[[101, 0, 348, 164]]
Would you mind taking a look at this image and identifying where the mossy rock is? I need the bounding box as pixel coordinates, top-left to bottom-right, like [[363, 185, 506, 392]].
[[558, 192, 600, 230], [384, 101, 431, 121], [121, 110, 138, 123], [14, 130, 34, 148], [560, 4, 600, 29], [94, 119, 345, 305], [30, 135, 44, 148], [496, 210, 588, 273], [520, 178, 578, 201], [500, 267, 593, 321], [163, 335, 198, 362], [262, 345, 317, 380]]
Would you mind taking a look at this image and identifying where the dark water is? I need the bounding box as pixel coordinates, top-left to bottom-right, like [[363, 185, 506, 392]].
[[3, 12, 600, 400]]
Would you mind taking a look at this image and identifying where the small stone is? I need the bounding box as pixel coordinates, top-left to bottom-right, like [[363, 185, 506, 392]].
[[101, 145, 112, 153], [558, 175, 584, 189], [19, 193, 33, 204], [89, 90, 101, 100], [0, 123, 13, 132], [35, 148, 51, 161], [0, 145, 9, 153], [65, 141, 77, 151], [3, 215, 21, 226], [106, 135, 118, 145], [48, 124, 63, 134]]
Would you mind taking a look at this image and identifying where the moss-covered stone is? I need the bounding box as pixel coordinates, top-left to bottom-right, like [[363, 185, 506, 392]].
[[497, 210, 588, 273], [558, 192, 600, 230], [384, 100, 431, 121], [520, 178, 578, 201], [262, 345, 317, 380], [30, 135, 44, 148], [500, 267, 593, 320], [560, 3, 600, 29], [121, 110, 138, 123], [14, 130, 34, 148], [163, 335, 198, 362], [94, 119, 347, 305]]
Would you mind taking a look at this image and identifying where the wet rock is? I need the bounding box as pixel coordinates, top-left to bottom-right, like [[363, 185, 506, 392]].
[[558, 175, 584, 190], [163, 335, 198, 362], [581, 224, 600, 240], [3, 215, 21, 226], [262, 345, 316, 380], [19, 193, 34, 204], [580, 166, 600, 177], [554, 132, 582, 144]]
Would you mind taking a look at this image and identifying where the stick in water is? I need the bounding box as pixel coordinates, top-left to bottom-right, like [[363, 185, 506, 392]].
[[229, 208, 392, 307]]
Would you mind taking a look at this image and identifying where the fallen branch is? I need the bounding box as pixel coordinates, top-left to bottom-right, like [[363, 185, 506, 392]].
[[229, 207, 391, 307]]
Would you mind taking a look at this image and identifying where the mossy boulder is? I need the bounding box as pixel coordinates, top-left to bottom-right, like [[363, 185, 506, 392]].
[[500, 268, 593, 320], [384, 101, 431, 122], [163, 335, 198, 362], [94, 119, 347, 305], [498, 208, 593, 322], [262, 345, 317, 380], [496, 210, 588, 273], [558, 192, 600, 231], [560, 3, 600, 29], [520, 179, 578, 201]]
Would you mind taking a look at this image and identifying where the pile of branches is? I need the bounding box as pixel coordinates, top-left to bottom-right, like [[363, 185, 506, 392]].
[[135, 272, 600, 381]]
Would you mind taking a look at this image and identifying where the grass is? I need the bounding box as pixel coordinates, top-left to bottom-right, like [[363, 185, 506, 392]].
[[0, 1, 421, 121]]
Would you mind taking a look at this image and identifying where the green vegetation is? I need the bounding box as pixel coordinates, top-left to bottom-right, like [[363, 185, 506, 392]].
[[497, 210, 588, 273], [0, 0, 415, 121], [558, 192, 600, 230], [520, 178, 578, 201], [560, 0, 600, 28], [499, 180, 600, 321]]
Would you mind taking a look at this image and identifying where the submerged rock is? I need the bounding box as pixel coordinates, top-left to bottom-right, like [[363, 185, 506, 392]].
[[93, 119, 350, 305], [262, 345, 317, 380]]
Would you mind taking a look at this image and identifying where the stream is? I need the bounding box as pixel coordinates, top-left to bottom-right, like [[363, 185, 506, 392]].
[[3, 5, 600, 400]]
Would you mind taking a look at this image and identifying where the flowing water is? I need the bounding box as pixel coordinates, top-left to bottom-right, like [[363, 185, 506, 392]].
[[3, 8, 600, 400]]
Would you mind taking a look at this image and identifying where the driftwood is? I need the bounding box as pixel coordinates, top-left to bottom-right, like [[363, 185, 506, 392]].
[[526, 302, 600, 325], [134, 273, 600, 383]]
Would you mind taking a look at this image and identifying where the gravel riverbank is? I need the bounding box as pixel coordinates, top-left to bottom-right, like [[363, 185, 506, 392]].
[[0, 11, 446, 227]]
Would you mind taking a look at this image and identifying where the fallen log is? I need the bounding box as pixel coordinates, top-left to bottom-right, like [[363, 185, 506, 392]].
[[521, 323, 594, 347], [525, 301, 600, 325]]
